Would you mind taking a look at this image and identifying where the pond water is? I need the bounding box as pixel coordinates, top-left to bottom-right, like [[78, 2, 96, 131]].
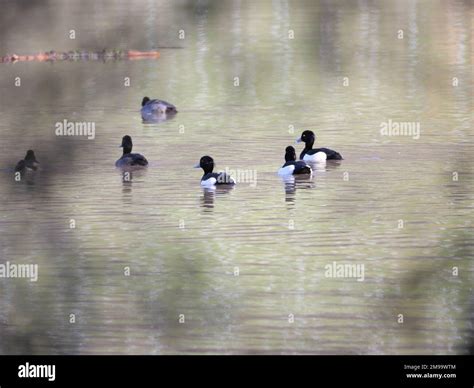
[[0, 0, 472, 354]]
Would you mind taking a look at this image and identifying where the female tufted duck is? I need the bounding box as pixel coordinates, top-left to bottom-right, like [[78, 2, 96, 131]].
[[115, 135, 148, 167], [141, 96, 177, 116]]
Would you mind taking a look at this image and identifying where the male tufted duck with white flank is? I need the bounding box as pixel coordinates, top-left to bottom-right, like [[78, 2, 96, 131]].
[[296, 130, 343, 161], [194, 156, 235, 187]]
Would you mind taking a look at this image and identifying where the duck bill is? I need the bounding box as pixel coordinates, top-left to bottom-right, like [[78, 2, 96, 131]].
[[296, 137, 302, 143], [193, 163, 200, 168]]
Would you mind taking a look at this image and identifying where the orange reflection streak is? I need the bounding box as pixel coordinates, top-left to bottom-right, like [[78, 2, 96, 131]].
[[1, 50, 160, 63]]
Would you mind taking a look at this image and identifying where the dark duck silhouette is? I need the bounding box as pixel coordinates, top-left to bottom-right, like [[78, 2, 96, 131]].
[[141, 96, 177, 115], [15, 150, 39, 173], [115, 135, 148, 167]]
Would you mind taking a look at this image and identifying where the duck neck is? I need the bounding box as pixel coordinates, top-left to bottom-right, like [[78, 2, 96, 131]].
[[300, 141, 313, 159], [25, 157, 36, 166], [304, 140, 314, 152], [202, 166, 213, 176], [123, 146, 132, 155]]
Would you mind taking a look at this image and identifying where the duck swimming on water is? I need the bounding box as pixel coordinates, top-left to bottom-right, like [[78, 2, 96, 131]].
[[141, 96, 177, 116], [115, 135, 148, 167], [278, 146, 312, 176], [194, 156, 235, 187], [296, 130, 343, 161], [15, 150, 39, 173]]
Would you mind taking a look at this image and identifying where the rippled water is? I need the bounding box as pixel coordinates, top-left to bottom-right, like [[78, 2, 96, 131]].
[[0, 0, 472, 354]]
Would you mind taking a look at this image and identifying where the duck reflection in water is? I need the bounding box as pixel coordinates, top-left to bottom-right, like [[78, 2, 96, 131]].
[[121, 170, 133, 197], [281, 174, 315, 203], [200, 185, 234, 211], [119, 168, 148, 199]]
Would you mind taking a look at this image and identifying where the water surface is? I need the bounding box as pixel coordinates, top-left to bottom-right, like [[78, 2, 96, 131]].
[[0, 0, 472, 354]]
